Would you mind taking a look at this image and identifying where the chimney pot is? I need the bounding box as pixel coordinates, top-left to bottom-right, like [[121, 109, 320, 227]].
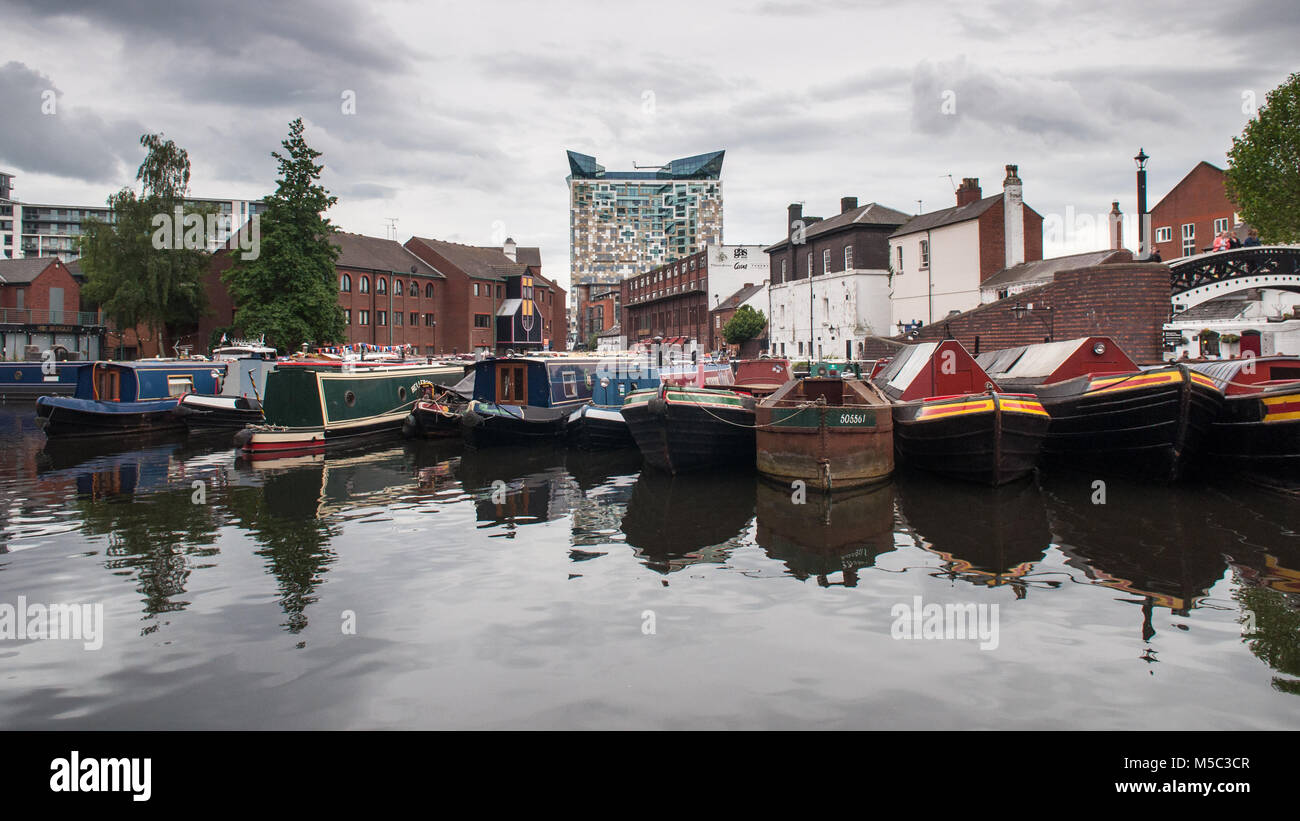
[[956, 178, 982, 207]]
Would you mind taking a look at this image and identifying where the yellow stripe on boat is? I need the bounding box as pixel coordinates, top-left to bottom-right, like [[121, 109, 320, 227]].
[[1087, 370, 1181, 395], [916, 398, 995, 420], [1262, 393, 1300, 422], [999, 398, 1049, 416]]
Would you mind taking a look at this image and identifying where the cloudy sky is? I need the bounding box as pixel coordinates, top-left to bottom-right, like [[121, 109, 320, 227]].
[[2, 0, 1295, 289]]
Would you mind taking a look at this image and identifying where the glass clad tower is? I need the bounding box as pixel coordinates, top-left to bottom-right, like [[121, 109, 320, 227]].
[[566, 150, 724, 292]]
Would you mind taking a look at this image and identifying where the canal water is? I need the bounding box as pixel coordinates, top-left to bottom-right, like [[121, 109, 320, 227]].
[[1, 403, 1297, 729]]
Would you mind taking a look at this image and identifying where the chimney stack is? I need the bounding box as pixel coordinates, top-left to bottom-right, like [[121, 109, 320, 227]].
[[1003, 164, 1025, 269], [503, 237, 517, 262], [1108, 202, 1124, 250], [840, 196, 858, 214], [955, 178, 982, 207]]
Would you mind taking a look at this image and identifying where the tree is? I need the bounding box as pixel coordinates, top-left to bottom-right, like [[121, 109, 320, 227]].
[[223, 118, 344, 353], [79, 133, 211, 354], [1226, 72, 1300, 242], [722, 305, 767, 345]]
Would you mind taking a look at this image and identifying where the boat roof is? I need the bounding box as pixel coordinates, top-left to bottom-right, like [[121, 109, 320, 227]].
[[1187, 356, 1300, 388], [976, 336, 1138, 384], [872, 339, 998, 401]]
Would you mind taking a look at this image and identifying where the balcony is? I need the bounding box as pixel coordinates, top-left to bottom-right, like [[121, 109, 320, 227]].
[[0, 308, 106, 327]]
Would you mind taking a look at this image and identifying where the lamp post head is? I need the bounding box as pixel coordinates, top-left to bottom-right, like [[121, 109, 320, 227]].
[[1134, 148, 1149, 170], [1011, 301, 1028, 320]]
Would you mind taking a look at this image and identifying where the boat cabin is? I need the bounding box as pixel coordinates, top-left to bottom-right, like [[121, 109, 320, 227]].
[[872, 339, 999, 401], [472, 356, 600, 408], [77, 361, 226, 403], [734, 359, 793, 396], [975, 336, 1139, 389], [591, 361, 660, 408], [1187, 356, 1300, 396]]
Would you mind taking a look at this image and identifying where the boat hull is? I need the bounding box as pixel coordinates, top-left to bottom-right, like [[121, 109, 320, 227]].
[[402, 400, 464, 438], [461, 401, 573, 447], [1198, 387, 1300, 473], [623, 386, 756, 474], [1031, 366, 1223, 481], [173, 393, 263, 428], [755, 384, 893, 491], [567, 404, 636, 450], [891, 393, 1050, 486], [35, 396, 184, 437]]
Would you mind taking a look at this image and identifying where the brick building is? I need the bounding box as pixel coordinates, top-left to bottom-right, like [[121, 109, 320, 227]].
[[575, 282, 619, 347], [0, 256, 107, 359], [906, 260, 1170, 364], [710, 282, 767, 355], [620, 248, 710, 348], [404, 236, 566, 354], [1149, 161, 1244, 260]]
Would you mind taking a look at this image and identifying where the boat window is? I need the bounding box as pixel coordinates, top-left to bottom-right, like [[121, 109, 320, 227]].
[[562, 370, 577, 398], [618, 383, 626, 396], [345, 391, 357, 407], [167, 376, 194, 397]]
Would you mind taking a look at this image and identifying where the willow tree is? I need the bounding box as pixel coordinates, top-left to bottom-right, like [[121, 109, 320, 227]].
[[223, 118, 344, 353], [80, 133, 211, 354]]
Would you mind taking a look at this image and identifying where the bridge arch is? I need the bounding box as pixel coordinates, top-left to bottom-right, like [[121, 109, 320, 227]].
[[1169, 245, 1300, 312]]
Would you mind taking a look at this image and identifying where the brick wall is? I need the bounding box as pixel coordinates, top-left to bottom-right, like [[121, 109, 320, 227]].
[[1150, 162, 1238, 259], [909, 262, 1170, 363]]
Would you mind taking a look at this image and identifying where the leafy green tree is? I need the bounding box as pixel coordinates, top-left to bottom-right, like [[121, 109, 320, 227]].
[[80, 133, 211, 354], [722, 305, 767, 345], [1226, 72, 1300, 242], [224, 118, 344, 352]]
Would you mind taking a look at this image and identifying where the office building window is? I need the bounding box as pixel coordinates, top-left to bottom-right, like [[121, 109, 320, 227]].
[[474, 314, 491, 328], [360, 276, 370, 294], [359, 310, 369, 325], [340, 273, 351, 292], [1156, 226, 1172, 243], [394, 312, 402, 326], [377, 311, 387, 326]]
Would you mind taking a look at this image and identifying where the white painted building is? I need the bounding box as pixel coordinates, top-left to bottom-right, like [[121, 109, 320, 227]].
[[765, 198, 911, 360], [1163, 289, 1300, 360], [889, 166, 1042, 329], [706, 243, 769, 310]]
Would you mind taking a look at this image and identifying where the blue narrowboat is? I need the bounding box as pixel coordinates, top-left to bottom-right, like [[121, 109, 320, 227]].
[[35, 360, 227, 437], [461, 356, 600, 446], [567, 361, 661, 449], [0, 360, 92, 400]]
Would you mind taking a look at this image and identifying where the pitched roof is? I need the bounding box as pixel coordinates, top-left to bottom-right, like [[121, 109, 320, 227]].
[[890, 194, 1002, 238], [765, 202, 911, 251], [980, 249, 1132, 290], [0, 256, 63, 284], [513, 246, 542, 267], [407, 237, 530, 282], [330, 232, 445, 278], [1173, 297, 1251, 322], [1151, 160, 1226, 214], [713, 282, 765, 311]]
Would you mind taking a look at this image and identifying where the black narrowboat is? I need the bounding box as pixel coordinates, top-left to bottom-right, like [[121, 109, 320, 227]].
[[1187, 355, 1300, 473], [566, 361, 660, 449], [977, 336, 1224, 482], [873, 339, 1050, 485]]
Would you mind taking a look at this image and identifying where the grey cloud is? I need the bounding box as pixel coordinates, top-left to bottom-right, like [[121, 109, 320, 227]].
[[0, 61, 144, 185]]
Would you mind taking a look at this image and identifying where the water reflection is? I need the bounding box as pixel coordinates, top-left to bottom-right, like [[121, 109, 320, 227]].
[[754, 479, 895, 586], [895, 472, 1053, 595], [621, 468, 755, 573]]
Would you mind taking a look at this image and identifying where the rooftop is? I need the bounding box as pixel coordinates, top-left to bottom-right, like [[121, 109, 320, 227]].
[[765, 202, 912, 252], [331, 232, 445, 278], [980, 249, 1133, 290], [566, 150, 725, 181]]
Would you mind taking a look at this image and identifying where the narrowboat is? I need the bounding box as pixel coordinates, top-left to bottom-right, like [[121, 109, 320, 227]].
[[234, 361, 463, 457], [566, 360, 660, 449], [402, 369, 474, 438], [35, 360, 227, 437], [1186, 356, 1300, 473], [622, 359, 793, 474], [173, 342, 279, 428], [0, 359, 92, 400], [873, 340, 1050, 485], [755, 377, 894, 491], [977, 336, 1223, 482], [754, 479, 896, 584], [460, 356, 601, 446]]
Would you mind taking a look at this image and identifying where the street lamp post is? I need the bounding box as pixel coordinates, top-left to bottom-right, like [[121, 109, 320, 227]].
[[1011, 300, 1054, 342], [1134, 148, 1149, 256]]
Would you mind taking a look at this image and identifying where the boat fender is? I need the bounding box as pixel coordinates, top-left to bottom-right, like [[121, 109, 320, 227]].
[[232, 427, 254, 448], [401, 413, 419, 439], [648, 396, 667, 416]]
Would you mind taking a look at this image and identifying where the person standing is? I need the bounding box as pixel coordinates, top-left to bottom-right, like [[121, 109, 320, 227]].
[[1243, 228, 1262, 247]]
